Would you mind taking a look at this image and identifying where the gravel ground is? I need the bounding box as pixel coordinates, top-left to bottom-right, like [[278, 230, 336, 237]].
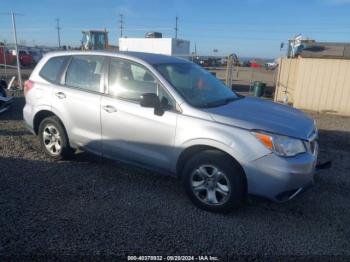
[[0, 96, 350, 260]]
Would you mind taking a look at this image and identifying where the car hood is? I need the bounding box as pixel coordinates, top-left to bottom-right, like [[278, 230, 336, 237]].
[[203, 97, 315, 140]]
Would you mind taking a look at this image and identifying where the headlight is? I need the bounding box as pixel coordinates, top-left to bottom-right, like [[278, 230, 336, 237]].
[[252, 131, 306, 157]]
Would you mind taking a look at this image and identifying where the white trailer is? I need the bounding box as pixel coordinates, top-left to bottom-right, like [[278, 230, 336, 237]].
[[119, 38, 190, 57]]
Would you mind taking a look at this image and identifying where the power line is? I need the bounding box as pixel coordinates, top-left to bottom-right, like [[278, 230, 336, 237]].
[[175, 16, 178, 39], [55, 18, 61, 48], [2, 26, 350, 35], [119, 14, 124, 37]]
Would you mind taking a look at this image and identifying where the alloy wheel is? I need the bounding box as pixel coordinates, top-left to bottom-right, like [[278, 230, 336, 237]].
[[42, 124, 62, 155], [190, 165, 231, 206]]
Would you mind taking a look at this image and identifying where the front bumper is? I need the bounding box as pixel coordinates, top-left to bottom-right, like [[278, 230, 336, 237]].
[[244, 150, 318, 202]]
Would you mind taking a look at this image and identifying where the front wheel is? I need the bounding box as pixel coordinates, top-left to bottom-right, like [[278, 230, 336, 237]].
[[183, 150, 246, 213], [38, 116, 74, 160]]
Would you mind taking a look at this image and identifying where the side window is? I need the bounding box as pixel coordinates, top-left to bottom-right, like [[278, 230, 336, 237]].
[[108, 58, 157, 101], [159, 87, 175, 110], [65, 55, 105, 93], [39, 56, 69, 83]]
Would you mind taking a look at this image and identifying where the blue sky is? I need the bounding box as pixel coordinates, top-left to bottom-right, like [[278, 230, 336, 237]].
[[1, 0, 350, 58]]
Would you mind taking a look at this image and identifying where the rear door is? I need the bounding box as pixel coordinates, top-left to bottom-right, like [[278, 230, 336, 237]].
[[52, 55, 106, 155], [101, 57, 178, 172]]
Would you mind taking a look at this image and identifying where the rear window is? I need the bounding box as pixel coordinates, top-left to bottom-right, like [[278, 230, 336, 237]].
[[39, 56, 70, 83]]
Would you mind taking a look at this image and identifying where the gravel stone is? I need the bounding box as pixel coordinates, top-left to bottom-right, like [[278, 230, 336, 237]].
[[1, 96, 350, 259]]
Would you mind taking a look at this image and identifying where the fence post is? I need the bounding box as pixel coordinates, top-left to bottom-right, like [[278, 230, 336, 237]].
[[1, 43, 7, 79], [225, 55, 233, 88], [12, 12, 22, 89]]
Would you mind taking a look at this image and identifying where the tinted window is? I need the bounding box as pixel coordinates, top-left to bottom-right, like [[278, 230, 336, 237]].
[[65, 55, 105, 92], [108, 58, 157, 101], [39, 56, 69, 83]]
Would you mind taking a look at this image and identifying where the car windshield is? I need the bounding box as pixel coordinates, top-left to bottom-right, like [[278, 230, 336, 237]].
[[154, 62, 239, 108]]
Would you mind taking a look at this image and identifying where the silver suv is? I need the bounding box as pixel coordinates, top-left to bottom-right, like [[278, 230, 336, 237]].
[[23, 51, 318, 213]]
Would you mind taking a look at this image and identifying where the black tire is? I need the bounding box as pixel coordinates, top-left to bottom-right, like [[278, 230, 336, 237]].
[[182, 150, 246, 213], [38, 116, 74, 160]]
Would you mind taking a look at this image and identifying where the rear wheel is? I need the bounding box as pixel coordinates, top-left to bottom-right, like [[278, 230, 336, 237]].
[[183, 150, 246, 213], [38, 116, 74, 160]]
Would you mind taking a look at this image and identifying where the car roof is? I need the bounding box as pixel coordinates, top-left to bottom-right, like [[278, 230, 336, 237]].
[[121, 51, 189, 64], [43, 50, 190, 65]]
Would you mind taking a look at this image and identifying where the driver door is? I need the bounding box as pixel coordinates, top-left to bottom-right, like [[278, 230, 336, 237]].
[[101, 57, 178, 172]]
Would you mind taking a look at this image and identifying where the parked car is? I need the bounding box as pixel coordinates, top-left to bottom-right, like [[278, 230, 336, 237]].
[[193, 57, 220, 68], [0, 46, 15, 65], [18, 50, 33, 66], [11, 49, 33, 66], [242, 61, 251, 67], [265, 61, 278, 70], [23, 51, 319, 213], [250, 62, 262, 68], [145, 32, 162, 38], [220, 58, 228, 66], [29, 50, 43, 64]]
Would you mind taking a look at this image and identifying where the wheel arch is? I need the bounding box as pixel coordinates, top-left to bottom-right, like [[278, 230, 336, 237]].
[[176, 143, 247, 190], [33, 110, 68, 140], [33, 110, 55, 135]]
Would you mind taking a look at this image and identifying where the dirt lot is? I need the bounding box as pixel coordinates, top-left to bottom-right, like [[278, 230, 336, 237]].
[[1, 96, 350, 260], [213, 67, 276, 86]]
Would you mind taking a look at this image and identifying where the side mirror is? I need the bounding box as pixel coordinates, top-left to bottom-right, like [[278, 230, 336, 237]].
[[140, 93, 159, 108], [140, 93, 164, 116]]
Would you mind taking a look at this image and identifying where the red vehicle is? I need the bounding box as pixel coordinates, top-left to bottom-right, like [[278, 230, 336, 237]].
[[250, 62, 262, 69], [17, 50, 33, 66], [0, 47, 15, 65]]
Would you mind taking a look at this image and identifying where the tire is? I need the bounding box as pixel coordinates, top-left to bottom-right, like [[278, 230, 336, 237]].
[[38, 116, 74, 160], [182, 150, 246, 213]]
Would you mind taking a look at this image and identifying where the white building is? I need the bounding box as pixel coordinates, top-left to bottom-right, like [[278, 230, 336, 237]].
[[119, 38, 190, 57]]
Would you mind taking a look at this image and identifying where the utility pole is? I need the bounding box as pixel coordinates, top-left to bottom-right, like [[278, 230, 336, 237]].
[[11, 12, 22, 89], [175, 16, 178, 39], [119, 14, 124, 37], [56, 18, 61, 48]]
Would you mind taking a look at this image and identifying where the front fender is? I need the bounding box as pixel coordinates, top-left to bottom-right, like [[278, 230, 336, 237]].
[[172, 114, 271, 173]]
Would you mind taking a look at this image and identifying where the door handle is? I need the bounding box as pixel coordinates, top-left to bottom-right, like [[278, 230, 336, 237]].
[[55, 92, 66, 99], [102, 105, 117, 113]]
